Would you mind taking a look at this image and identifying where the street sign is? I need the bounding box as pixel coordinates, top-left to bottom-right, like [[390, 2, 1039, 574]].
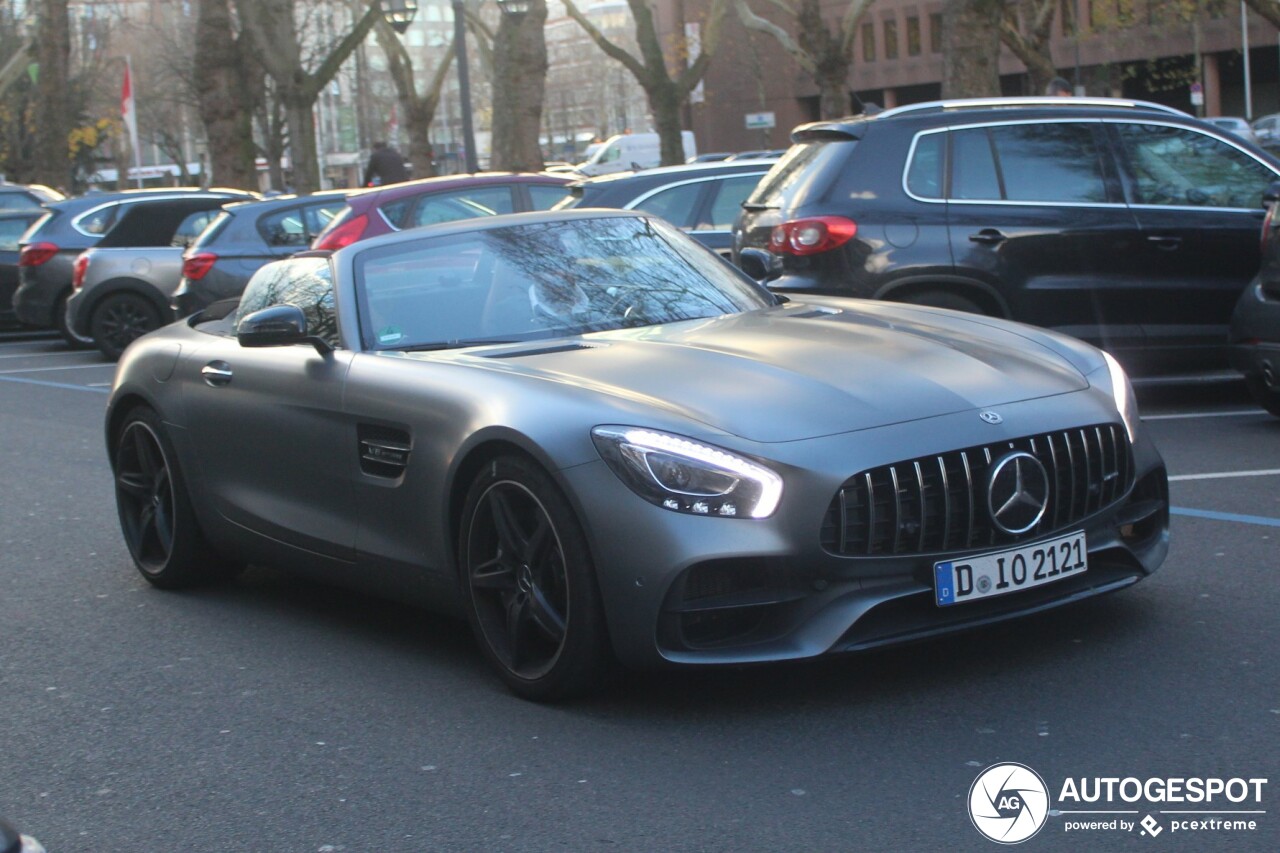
[[745, 111, 776, 130], [1190, 82, 1204, 107]]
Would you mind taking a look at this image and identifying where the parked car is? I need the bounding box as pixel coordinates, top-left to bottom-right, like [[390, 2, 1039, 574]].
[[734, 96, 1280, 373], [0, 182, 63, 211], [13, 188, 255, 345], [310, 173, 572, 251], [0, 211, 44, 329], [686, 152, 733, 164], [555, 160, 773, 257], [1204, 116, 1259, 147], [1252, 112, 1280, 149], [172, 191, 348, 316], [106, 208, 1168, 701], [725, 149, 787, 160], [64, 195, 235, 358], [1229, 180, 1280, 415]]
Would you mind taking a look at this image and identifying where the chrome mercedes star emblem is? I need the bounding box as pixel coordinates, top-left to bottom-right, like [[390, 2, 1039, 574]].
[[979, 411, 1003, 425], [987, 451, 1050, 535]]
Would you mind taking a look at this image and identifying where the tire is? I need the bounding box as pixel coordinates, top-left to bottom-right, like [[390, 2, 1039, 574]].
[[1244, 374, 1280, 417], [55, 290, 94, 350], [91, 292, 162, 360], [898, 289, 986, 316], [112, 407, 234, 589], [458, 455, 613, 701]]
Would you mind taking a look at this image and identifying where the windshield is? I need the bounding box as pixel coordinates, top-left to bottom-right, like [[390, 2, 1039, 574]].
[[354, 215, 775, 351], [745, 140, 851, 209]]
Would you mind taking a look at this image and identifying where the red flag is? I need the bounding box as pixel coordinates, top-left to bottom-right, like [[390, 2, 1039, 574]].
[[121, 58, 142, 186]]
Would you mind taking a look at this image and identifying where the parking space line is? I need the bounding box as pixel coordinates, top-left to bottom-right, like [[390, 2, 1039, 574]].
[[1143, 410, 1262, 421], [1171, 507, 1280, 528], [0, 375, 109, 393], [1169, 469, 1280, 482], [0, 349, 92, 360], [0, 363, 114, 375]]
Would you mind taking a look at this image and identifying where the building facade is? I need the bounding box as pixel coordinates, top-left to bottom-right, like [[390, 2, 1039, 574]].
[[660, 0, 1280, 154]]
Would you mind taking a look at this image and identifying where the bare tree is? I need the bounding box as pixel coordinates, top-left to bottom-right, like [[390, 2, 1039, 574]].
[[490, 0, 548, 171], [238, 0, 382, 193], [733, 0, 872, 120], [369, 15, 455, 178], [1000, 0, 1062, 96], [195, 0, 258, 190], [562, 0, 731, 166], [941, 0, 1005, 98], [31, 0, 73, 189]]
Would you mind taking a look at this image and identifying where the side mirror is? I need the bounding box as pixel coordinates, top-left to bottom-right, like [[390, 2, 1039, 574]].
[[1263, 181, 1280, 206], [237, 304, 332, 354], [738, 247, 779, 283]]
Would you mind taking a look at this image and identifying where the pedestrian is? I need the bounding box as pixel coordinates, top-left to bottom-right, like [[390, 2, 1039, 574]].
[[1046, 76, 1073, 97], [363, 140, 409, 187]]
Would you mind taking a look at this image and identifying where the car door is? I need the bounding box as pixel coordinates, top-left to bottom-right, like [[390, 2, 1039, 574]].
[[944, 120, 1147, 352], [1109, 120, 1278, 353], [181, 265, 357, 564]]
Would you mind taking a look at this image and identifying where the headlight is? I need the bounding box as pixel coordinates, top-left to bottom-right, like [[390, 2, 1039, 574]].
[[1099, 351, 1139, 443], [591, 426, 783, 518]]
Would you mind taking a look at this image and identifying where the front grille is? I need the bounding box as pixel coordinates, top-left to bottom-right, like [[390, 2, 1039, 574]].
[[820, 423, 1134, 557]]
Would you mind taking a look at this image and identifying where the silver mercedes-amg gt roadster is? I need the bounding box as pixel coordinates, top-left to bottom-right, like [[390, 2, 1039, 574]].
[[106, 209, 1169, 700]]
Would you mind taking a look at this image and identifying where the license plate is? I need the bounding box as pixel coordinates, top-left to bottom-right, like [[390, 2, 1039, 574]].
[[934, 531, 1087, 607]]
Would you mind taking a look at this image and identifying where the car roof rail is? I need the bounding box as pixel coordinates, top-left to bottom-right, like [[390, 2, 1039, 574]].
[[874, 96, 1187, 120]]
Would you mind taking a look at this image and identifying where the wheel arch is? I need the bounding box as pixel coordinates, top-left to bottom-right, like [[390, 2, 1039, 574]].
[[82, 278, 172, 328], [874, 275, 1011, 318]]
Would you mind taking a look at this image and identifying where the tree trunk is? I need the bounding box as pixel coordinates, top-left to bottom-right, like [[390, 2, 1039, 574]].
[[491, 0, 549, 172], [406, 99, 438, 178], [816, 65, 851, 119], [31, 0, 73, 190], [942, 0, 1005, 98], [650, 82, 685, 167], [195, 0, 257, 190], [284, 94, 318, 193]]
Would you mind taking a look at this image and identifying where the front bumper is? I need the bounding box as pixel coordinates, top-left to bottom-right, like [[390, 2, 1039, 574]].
[[563, 389, 1169, 669]]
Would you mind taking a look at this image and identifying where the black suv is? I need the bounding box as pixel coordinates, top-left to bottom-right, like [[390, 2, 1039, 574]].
[[734, 97, 1280, 372]]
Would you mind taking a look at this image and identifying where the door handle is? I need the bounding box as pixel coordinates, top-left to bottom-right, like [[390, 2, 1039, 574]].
[[968, 229, 1007, 245], [201, 361, 233, 387], [1146, 235, 1183, 251]]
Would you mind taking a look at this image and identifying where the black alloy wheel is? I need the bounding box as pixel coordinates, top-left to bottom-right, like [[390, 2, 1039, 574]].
[[113, 407, 231, 588], [91, 293, 161, 360], [460, 455, 612, 701]]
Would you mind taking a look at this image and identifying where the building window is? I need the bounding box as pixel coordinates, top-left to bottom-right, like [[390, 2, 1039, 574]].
[[884, 19, 899, 60], [929, 13, 943, 53], [862, 22, 876, 62], [906, 16, 921, 56]]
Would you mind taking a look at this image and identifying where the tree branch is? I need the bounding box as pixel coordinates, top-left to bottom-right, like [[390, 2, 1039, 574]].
[[562, 0, 647, 79], [839, 0, 874, 59], [734, 0, 816, 75]]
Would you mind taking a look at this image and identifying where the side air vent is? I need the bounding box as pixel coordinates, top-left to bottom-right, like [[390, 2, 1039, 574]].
[[358, 424, 412, 478]]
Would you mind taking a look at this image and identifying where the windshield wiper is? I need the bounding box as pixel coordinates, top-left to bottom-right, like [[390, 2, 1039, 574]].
[[399, 338, 523, 352]]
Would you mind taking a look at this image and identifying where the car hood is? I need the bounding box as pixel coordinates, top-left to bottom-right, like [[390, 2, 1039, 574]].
[[442, 302, 1092, 443]]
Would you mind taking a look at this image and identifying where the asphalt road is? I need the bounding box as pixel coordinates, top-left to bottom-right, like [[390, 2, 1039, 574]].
[[0, 334, 1277, 852]]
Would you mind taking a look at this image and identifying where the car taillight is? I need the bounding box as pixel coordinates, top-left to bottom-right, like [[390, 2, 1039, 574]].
[[312, 213, 368, 251], [768, 216, 858, 256], [72, 253, 90, 289], [18, 242, 58, 267], [183, 252, 218, 281]]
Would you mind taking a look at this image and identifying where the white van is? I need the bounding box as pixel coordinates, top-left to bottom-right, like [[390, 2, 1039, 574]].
[[576, 132, 697, 177]]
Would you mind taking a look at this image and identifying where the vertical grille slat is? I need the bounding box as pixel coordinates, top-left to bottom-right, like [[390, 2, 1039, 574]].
[[821, 423, 1136, 557]]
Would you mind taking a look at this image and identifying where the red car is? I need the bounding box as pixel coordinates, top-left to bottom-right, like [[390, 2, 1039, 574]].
[[311, 172, 573, 250]]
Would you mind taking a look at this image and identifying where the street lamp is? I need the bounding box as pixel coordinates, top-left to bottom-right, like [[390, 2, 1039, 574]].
[[450, 0, 479, 172], [383, 0, 419, 34]]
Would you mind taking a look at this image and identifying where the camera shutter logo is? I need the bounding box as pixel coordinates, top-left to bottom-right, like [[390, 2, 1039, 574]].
[[968, 762, 1050, 844]]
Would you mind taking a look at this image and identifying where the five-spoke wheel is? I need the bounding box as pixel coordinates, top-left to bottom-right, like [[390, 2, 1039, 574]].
[[460, 455, 611, 700], [112, 407, 230, 588]]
